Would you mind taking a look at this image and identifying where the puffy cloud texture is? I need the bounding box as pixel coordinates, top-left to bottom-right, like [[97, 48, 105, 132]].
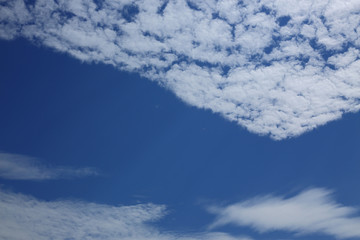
[[1, 0, 360, 139], [210, 188, 360, 239]]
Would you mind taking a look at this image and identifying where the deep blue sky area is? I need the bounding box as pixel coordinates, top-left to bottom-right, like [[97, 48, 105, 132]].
[[1, 39, 360, 238]]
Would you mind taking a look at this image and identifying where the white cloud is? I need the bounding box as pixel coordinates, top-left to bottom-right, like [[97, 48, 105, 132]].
[[0, 152, 98, 180], [1, 0, 360, 139], [209, 188, 360, 239], [0, 189, 249, 240]]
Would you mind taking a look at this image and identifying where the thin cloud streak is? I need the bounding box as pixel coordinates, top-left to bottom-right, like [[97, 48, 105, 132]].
[[0, 189, 249, 240], [1, 0, 360, 139], [0, 153, 98, 180], [209, 188, 360, 239]]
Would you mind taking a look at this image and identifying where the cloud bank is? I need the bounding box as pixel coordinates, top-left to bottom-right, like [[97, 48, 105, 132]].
[[0, 189, 247, 240], [0, 152, 98, 180], [1, 0, 360, 139], [3, 186, 359, 240], [210, 188, 360, 239]]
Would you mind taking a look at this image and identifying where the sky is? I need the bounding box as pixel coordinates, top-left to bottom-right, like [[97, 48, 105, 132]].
[[0, 0, 360, 240]]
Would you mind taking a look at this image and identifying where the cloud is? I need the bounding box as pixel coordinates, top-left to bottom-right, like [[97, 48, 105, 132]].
[[1, 0, 360, 139], [0, 152, 98, 180], [209, 188, 360, 239], [0, 189, 249, 240]]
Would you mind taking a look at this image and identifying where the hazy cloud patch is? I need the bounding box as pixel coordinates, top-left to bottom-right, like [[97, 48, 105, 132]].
[[0, 189, 249, 240]]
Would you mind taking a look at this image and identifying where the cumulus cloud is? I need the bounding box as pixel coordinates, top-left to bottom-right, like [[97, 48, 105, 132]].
[[0, 0, 360, 139], [210, 188, 360, 239], [0, 152, 98, 180], [0, 189, 248, 240]]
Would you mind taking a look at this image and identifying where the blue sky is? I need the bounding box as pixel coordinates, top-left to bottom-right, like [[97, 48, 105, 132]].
[[1, 1, 360, 240]]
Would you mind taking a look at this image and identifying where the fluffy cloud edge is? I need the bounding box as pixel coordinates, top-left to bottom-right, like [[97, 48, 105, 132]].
[[209, 188, 360, 239], [1, 0, 360, 139]]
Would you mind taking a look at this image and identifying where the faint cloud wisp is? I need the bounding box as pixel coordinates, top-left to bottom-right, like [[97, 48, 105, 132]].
[[0, 152, 98, 180]]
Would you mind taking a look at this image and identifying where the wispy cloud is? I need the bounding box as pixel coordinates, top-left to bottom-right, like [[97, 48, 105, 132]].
[[0, 189, 249, 240], [0, 153, 98, 180], [209, 188, 360, 239], [1, 0, 360, 139]]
